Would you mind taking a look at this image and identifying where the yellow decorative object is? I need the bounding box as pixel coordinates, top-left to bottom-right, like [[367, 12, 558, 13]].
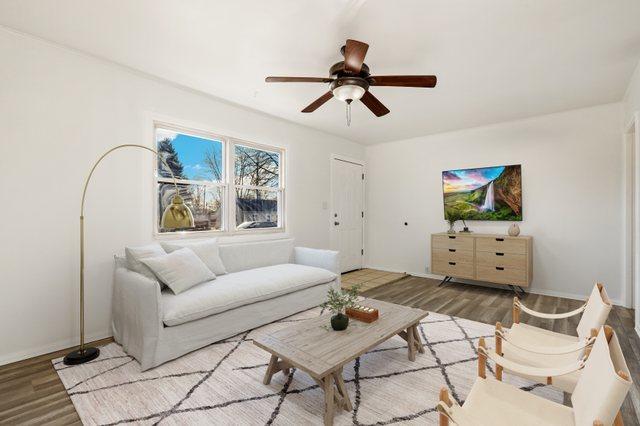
[[160, 194, 195, 230]]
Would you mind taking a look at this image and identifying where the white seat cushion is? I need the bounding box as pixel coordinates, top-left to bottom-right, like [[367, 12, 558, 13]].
[[161, 263, 337, 326], [460, 376, 574, 426], [502, 323, 582, 392]]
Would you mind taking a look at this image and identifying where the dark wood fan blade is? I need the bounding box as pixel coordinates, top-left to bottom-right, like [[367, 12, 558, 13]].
[[368, 75, 437, 88], [266, 76, 334, 83], [360, 91, 390, 117], [344, 39, 369, 73], [301, 91, 334, 113]]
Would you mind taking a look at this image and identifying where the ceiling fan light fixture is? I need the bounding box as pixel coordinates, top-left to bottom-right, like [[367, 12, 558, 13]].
[[332, 84, 366, 102]]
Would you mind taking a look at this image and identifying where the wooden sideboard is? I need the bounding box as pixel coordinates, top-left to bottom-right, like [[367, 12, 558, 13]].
[[430, 232, 532, 292]]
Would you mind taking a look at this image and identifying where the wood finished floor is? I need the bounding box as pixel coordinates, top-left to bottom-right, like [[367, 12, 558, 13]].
[[1, 276, 639, 425]]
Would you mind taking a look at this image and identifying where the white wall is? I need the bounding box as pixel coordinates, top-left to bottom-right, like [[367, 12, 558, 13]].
[[364, 103, 625, 304], [0, 28, 364, 365]]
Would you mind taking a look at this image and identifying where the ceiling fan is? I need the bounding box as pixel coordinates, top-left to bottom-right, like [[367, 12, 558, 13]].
[[265, 39, 437, 122]]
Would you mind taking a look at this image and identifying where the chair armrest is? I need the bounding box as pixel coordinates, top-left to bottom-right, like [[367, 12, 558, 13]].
[[294, 247, 340, 275], [514, 297, 586, 320], [479, 346, 586, 378], [112, 264, 163, 369], [495, 326, 596, 355]]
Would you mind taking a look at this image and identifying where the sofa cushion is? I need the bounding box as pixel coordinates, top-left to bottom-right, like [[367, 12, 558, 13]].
[[161, 239, 227, 276], [125, 244, 166, 281], [218, 239, 294, 273], [141, 248, 216, 295], [161, 263, 337, 326]]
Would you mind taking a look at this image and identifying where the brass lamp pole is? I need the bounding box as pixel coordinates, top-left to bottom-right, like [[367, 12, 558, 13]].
[[63, 144, 194, 365]]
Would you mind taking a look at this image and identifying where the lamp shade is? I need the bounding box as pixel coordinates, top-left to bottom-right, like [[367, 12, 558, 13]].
[[161, 194, 195, 230], [332, 84, 366, 102]]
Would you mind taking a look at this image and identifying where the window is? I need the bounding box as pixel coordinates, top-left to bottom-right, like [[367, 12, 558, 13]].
[[156, 127, 225, 233], [154, 123, 284, 234], [233, 144, 282, 230]]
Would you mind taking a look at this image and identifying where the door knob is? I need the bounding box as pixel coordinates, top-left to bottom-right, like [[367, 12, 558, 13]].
[[334, 221, 340, 226]]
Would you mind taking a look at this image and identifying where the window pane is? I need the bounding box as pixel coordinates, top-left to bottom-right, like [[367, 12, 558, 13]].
[[236, 189, 278, 229], [234, 145, 279, 188], [156, 128, 223, 182], [158, 182, 223, 232]]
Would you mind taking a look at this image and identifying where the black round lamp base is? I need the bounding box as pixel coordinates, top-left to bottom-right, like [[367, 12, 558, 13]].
[[63, 347, 100, 365]]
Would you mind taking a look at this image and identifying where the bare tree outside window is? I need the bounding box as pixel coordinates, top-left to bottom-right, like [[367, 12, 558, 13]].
[[234, 145, 281, 229], [204, 148, 223, 182]]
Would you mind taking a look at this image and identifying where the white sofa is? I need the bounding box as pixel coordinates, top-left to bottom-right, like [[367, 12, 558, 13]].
[[112, 238, 339, 370]]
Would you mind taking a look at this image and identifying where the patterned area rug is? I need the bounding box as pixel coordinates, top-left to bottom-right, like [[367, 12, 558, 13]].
[[53, 308, 562, 425]]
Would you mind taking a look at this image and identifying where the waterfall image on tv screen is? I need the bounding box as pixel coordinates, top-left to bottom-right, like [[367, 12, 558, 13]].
[[442, 164, 522, 221]]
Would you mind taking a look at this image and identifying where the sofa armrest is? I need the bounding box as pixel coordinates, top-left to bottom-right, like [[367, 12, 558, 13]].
[[294, 247, 340, 275], [112, 263, 163, 369]]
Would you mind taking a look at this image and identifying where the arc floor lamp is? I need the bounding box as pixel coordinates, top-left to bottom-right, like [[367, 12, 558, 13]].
[[63, 144, 194, 365]]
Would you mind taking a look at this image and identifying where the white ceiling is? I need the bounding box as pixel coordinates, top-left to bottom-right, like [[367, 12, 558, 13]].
[[2, 0, 639, 144]]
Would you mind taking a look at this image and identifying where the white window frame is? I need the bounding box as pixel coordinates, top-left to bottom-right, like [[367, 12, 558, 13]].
[[153, 121, 285, 237], [229, 138, 286, 234]]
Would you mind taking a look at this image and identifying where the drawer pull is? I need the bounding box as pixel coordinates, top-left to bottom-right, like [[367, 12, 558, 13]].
[[449, 262, 456, 266], [449, 249, 456, 252], [448, 236, 456, 239], [495, 238, 504, 242], [496, 266, 505, 271], [495, 252, 504, 256]]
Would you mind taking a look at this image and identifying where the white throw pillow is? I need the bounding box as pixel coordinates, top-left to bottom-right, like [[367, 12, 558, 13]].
[[140, 248, 215, 294], [161, 239, 227, 276], [125, 244, 166, 280]]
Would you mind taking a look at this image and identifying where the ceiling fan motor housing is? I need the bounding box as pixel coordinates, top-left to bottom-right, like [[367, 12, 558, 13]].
[[329, 61, 370, 78]]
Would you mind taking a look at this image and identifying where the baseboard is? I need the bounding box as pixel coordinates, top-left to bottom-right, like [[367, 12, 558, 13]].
[[0, 330, 113, 367], [364, 265, 626, 306], [362, 265, 429, 278], [636, 326, 640, 340]]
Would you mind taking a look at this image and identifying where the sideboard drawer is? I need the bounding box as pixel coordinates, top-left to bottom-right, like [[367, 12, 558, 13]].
[[432, 235, 474, 251], [476, 265, 527, 285], [432, 248, 474, 264], [432, 260, 474, 279], [476, 251, 527, 269], [476, 236, 527, 254]]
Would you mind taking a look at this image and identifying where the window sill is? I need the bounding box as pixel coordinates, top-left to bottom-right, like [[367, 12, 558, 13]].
[[154, 227, 287, 242]]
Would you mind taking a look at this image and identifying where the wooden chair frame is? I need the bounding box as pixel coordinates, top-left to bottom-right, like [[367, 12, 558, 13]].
[[438, 329, 627, 426], [512, 283, 610, 326]]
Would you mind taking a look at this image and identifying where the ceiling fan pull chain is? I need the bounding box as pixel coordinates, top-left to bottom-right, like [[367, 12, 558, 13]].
[[346, 101, 352, 126]]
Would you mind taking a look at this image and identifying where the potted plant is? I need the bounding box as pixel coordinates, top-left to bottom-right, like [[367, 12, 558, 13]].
[[445, 210, 461, 234], [322, 285, 361, 331]]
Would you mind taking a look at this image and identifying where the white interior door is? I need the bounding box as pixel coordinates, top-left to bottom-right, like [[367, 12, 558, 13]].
[[331, 158, 364, 273]]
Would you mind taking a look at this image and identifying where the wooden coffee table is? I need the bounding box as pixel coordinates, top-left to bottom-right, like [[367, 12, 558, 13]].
[[253, 298, 428, 425]]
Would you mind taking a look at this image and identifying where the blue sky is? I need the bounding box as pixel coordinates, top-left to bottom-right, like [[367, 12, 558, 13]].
[[157, 129, 222, 181]]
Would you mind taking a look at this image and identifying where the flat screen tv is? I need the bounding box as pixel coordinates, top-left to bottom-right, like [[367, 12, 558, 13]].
[[442, 164, 522, 221]]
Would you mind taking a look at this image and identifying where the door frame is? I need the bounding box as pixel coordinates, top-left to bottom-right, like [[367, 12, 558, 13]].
[[624, 112, 640, 334], [329, 154, 366, 272]]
